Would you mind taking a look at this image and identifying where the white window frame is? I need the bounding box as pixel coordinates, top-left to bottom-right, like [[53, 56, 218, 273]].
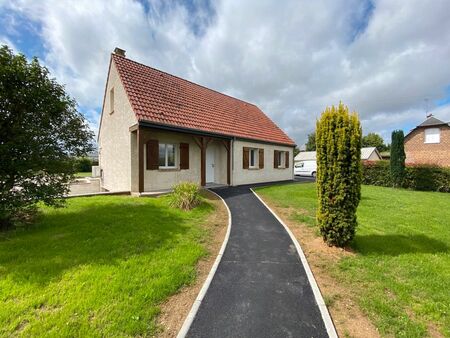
[[278, 151, 286, 168], [159, 143, 177, 169], [249, 148, 259, 169], [424, 128, 440, 144]]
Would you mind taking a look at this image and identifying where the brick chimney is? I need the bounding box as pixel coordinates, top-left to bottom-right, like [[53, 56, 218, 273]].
[[113, 47, 126, 57]]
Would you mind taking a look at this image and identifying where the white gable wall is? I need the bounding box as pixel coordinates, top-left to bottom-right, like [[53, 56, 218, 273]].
[[98, 62, 137, 192]]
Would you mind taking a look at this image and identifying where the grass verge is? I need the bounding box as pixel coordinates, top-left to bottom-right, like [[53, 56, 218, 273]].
[[256, 183, 449, 338]]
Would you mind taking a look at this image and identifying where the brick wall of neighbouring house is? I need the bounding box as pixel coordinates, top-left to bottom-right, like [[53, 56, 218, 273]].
[[404, 125, 450, 167]]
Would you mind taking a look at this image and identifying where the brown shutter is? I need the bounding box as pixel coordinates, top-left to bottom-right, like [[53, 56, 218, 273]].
[[285, 151, 289, 168], [243, 147, 249, 169], [274, 150, 279, 168], [146, 139, 159, 170], [259, 149, 264, 169], [180, 143, 189, 169]]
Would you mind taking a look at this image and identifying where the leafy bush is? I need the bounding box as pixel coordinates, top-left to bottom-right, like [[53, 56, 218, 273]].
[[169, 182, 201, 210], [74, 157, 93, 172], [362, 162, 450, 192], [390, 130, 406, 187], [316, 103, 362, 247], [362, 161, 392, 187]]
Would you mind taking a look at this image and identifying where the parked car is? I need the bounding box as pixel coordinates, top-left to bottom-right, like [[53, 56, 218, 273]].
[[294, 160, 317, 177]]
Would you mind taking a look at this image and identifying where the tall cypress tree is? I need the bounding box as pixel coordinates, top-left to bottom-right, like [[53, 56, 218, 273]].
[[390, 130, 406, 187], [316, 103, 362, 247]]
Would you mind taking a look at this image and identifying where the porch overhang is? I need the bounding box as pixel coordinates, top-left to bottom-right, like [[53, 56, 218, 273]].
[[133, 123, 232, 192]]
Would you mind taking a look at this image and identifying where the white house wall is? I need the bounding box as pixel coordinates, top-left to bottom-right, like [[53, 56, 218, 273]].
[[141, 130, 228, 191], [232, 140, 294, 185], [98, 62, 137, 192]]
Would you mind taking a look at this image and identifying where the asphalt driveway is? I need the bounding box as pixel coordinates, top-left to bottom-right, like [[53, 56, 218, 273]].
[[186, 184, 330, 338]]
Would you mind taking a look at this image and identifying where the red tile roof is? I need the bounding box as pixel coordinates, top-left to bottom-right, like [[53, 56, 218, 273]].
[[112, 54, 295, 146]]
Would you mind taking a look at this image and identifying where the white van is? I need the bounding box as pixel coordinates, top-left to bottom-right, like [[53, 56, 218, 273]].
[[294, 160, 317, 177]]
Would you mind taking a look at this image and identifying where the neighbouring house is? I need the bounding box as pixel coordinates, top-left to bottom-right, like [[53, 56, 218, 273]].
[[294, 147, 382, 163], [98, 48, 295, 193], [361, 147, 383, 161], [404, 115, 450, 168]]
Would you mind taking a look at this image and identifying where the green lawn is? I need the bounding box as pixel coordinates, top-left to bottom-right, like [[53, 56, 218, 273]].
[[74, 172, 91, 178], [0, 195, 215, 336], [256, 183, 450, 337]]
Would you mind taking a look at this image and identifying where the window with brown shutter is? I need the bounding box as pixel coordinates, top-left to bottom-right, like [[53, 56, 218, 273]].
[[146, 139, 159, 170], [274, 150, 279, 168], [179, 143, 189, 169], [243, 147, 249, 169], [285, 151, 289, 168], [259, 149, 264, 169]]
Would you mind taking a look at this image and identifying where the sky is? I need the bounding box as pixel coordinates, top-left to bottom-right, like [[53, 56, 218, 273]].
[[1, 0, 450, 146]]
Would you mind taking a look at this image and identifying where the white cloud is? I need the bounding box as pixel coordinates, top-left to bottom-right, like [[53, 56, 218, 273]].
[[2, 0, 450, 145]]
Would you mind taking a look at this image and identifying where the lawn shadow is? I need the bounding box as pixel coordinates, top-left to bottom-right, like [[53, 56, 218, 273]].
[[353, 234, 449, 256], [0, 198, 199, 286]]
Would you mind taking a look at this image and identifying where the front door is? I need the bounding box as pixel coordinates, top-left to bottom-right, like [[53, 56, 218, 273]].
[[206, 146, 215, 183]]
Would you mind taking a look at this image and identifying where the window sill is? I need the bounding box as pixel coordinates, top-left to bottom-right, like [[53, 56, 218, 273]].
[[158, 168, 179, 172], [248, 167, 260, 170], [424, 142, 440, 144], [276, 166, 287, 169]]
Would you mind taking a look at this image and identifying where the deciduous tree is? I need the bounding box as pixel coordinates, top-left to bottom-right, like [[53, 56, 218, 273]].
[[305, 132, 316, 151], [0, 45, 93, 228], [362, 132, 387, 151]]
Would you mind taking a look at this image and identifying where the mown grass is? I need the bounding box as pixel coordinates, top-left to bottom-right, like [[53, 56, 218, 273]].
[[0, 195, 215, 337], [74, 172, 91, 178], [256, 183, 450, 337]]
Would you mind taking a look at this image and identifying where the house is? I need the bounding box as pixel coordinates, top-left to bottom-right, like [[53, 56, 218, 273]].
[[361, 147, 383, 161], [404, 115, 450, 168], [294, 147, 382, 163], [98, 48, 295, 193]]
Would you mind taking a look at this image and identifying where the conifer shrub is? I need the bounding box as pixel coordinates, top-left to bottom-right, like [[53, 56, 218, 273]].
[[390, 130, 406, 187], [316, 103, 362, 247]]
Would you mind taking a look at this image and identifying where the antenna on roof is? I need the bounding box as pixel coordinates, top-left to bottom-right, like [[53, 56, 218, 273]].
[[113, 47, 126, 57], [424, 98, 432, 118]]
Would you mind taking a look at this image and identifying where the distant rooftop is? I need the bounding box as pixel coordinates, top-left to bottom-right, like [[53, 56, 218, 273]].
[[418, 115, 448, 127], [294, 147, 380, 161]]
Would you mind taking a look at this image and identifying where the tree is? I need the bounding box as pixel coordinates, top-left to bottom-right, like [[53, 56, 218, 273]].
[[316, 103, 362, 247], [362, 132, 386, 151], [0, 45, 93, 228], [390, 130, 406, 187], [293, 146, 300, 157], [305, 132, 316, 151]]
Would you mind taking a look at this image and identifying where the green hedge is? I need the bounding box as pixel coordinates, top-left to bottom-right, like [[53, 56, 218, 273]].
[[362, 161, 450, 192], [74, 157, 93, 173]]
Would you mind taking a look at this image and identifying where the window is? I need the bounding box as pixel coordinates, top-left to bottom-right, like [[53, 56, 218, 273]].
[[295, 162, 304, 168], [109, 88, 114, 114], [278, 151, 285, 168], [249, 148, 258, 168], [424, 128, 440, 144], [159, 143, 176, 168]]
